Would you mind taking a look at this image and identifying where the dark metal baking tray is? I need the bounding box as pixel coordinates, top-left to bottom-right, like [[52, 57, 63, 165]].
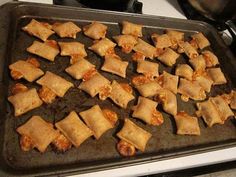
[[0, 2, 236, 176]]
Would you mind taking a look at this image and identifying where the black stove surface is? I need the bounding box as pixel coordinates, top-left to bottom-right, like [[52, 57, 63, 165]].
[[53, 0, 142, 13]]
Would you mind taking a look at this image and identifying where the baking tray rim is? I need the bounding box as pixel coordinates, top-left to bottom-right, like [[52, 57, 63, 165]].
[[0, 2, 236, 176]]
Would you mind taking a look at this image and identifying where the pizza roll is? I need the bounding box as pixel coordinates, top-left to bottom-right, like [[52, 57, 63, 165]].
[[79, 72, 110, 98], [191, 32, 210, 49], [58, 42, 87, 58], [108, 80, 134, 108], [22, 19, 54, 41], [132, 96, 163, 126], [79, 105, 113, 139], [229, 90, 236, 110], [113, 34, 138, 53], [192, 71, 213, 93], [165, 29, 184, 49], [137, 60, 159, 78], [151, 33, 172, 49], [189, 55, 206, 71], [37, 71, 73, 97], [175, 64, 193, 81], [178, 41, 199, 59], [9, 60, 44, 82], [174, 111, 200, 136], [69, 55, 84, 65], [207, 68, 227, 85], [133, 38, 157, 60], [136, 81, 162, 97], [101, 54, 129, 78], [89, 38, 116, 57], [83, 21, 107, 40], [17, 116, 59, 152], [202, 50, 219, 67], [11, 83, 28, 95], [121, 21, 143, 37], [65, 58, 95, 80], [158, 71, 179, 94], [55, 111, 93, 147], [158, 48, 179, 67], [117, 119, 151, 152], [27, 40, 59, 61], [209, 96, 234, 122], [154, 89, 177, 116], [52, 21, 81, 39], [196, 100, 223, 127], [8, 88, 43, 116], [178, 78, 206, 101]]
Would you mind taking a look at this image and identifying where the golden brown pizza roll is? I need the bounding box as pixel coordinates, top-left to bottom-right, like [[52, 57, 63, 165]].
[[196, 99, 223, 127], [189, 55, 206, 71], [137, 60, 159, 78], [101, 54, 129, 78], [52, 21, 81, 39], [192, 71, 213, 93], [79, 105, 113, 139], [159, 71, 179, 94], [89, 38, 116, 57], [178, 41, 199, 59], [117, 118, 151, 152], [16, 115, 59, 152], [132, 96, 163, 126], [175, 64, 193, 81], [10, 83, 28, 95], [58, 42, 87, 58], [79, 72, 110, 98], [113, 34, 138, 53], [191, 32, 210, 49], [209, 96, 234, 122], [22, 19, 54, 41], [55, 111, 93, 147], [151, 33, 172, 49], [133, 38, 157, 60], [154, 89, 177, 116], [121, 21, 143, 37], [9, 60, 44, 82], [229, 90, 236, 110], [83, 21, 107, 40], [8, 88, 43, 116], [136, 81, 162, 97], [65, 58, 95, 80], [109, 80, 135, 108], [207, 68, 227, 85], [202, 50, 219, 67], [37, 71, 73, 97], [27, 40, 59, 61], [165, 29, 184, 49], [174, 111, 200, 136], [158, 48, 179, 67], [178, 78, 206, 102]]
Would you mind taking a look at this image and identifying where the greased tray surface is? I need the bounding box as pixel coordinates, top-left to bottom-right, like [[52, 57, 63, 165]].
[[0, 2, 236, 176]]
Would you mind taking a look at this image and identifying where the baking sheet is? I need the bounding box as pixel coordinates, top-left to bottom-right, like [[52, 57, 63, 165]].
[[0, 2, 236, 176]]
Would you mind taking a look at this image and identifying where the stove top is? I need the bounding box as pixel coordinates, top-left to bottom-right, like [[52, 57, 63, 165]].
[[53, 0, 143, 13]]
